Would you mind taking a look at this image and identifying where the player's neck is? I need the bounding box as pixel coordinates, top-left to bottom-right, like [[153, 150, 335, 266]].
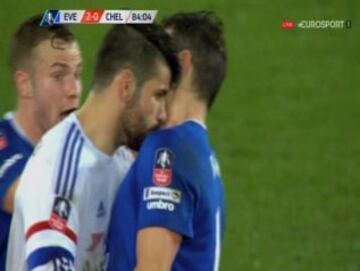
[[13, 106, 42, 145], [166, 90, 207, 127], [76, 92, 123, 156]]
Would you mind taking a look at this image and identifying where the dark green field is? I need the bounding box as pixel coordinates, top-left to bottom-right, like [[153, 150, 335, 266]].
[[1, 1, 359, 270]]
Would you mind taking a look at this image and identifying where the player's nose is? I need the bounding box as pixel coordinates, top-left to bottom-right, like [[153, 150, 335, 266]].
[[157, 103, 167, 125], [64, 76, 81, 99]]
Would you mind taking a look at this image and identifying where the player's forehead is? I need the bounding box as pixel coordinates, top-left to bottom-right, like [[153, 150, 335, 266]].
[[31, 38, 82, 69]]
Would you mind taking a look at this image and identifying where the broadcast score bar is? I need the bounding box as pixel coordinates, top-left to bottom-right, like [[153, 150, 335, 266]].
[[40, 10, 158, 26]]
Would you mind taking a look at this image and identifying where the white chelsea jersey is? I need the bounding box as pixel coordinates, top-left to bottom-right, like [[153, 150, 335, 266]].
[[6, 114, 134, 271]]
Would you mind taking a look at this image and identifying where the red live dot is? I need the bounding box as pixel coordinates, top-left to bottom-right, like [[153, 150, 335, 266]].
[[281, 20, 295, 29]]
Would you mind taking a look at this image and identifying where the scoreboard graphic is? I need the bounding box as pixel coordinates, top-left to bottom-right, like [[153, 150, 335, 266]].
[[40, 10, 157, 26]]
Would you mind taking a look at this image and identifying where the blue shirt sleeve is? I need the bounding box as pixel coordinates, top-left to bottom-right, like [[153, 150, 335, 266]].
[[27, 246, 74, 270], [0, 146, 28, 210], [136, 130, 198, 239]]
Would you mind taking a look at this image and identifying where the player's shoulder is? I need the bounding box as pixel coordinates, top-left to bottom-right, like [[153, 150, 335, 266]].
[[45, 114, 77, 139], [0, 116, 32, 158], [0, 116, 11, 128], [138, 121, 208, 170], [140, 126, 180, 156], [0, 117, 15, 147], [0, 113, 25, 136], [144, 120, 205, 150], [0, 116, 18, 141], [32, 114, 84, 163], [18, 115, 88, 197]]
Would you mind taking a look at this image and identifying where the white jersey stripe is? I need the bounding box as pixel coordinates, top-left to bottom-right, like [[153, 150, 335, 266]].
[[61, 129, 80, 197], [55, 123, 76, 194], [68, 137, 84, 200], [214, 208, 221, 271], [55, 124, 84, 200]]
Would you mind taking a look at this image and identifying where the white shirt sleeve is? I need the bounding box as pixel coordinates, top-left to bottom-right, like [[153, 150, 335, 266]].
[[7, 123, 83, 271]]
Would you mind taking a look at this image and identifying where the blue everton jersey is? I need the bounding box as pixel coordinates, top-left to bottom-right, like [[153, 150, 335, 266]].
[[0, 113, 33, 270], [107, 120, 225, 271]]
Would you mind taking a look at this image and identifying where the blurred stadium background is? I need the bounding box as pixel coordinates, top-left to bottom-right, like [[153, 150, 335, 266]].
[[0, 0, 359, 270]]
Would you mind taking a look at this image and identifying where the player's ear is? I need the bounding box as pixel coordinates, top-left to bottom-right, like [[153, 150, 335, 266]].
[[178, 49, 192, 74], [114, 69, 136, 102], [14, 70, 33, 99]]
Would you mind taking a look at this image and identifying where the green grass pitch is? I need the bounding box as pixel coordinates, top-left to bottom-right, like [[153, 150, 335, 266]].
[[0, 1, 359, 270]]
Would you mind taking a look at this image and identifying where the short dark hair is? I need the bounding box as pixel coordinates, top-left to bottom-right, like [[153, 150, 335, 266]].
[[163, 11, 227, 108], [91, 24, 180, 90], [8, 14, 76, 72]]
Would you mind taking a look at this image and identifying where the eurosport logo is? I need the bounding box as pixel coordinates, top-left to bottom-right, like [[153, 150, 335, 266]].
[[281, 19, 352, 30]]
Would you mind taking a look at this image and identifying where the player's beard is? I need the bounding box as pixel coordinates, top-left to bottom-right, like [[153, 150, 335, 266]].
[[122, 97, 160, 151]]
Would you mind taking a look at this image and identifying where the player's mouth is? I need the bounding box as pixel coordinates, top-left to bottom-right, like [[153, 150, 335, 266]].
[[60, 108, 78, 119]]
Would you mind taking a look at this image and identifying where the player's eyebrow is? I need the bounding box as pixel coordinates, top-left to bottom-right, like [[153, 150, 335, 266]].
[[50, 62, 83, 70], [50, 62, 70, 69]]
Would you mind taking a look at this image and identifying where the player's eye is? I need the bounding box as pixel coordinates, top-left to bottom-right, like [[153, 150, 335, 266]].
[[155, 89, 168, 99], [74, 72, 82, 80], [52, 72, 65, 82]]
